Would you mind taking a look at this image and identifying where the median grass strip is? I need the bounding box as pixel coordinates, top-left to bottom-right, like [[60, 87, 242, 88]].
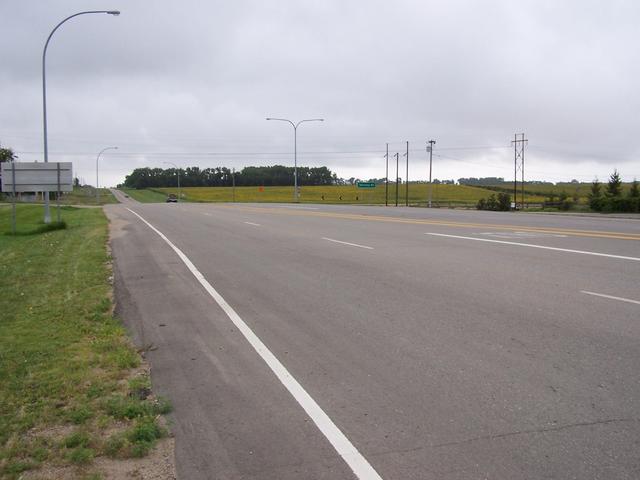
[[0, 205, 171, 479]]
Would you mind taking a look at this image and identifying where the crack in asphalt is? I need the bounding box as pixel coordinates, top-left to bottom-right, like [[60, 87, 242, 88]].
[[373, 418, 639, 457]]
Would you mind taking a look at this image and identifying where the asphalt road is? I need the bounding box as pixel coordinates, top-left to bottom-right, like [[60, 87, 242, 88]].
[[106, 197, 640, 480]]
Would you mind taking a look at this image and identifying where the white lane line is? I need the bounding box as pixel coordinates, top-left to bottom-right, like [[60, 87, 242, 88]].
[[425, 233, 640, 262], [322, 237, 374, 250], [581, 291, 640, 305], [203, 213, 212, 216], [126, 208, 382, 480], [244, 221, 261, 226], [279, 206, 320, 210]]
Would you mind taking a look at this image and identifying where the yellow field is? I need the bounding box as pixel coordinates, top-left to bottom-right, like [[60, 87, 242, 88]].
[[151, 184, 547, 205]]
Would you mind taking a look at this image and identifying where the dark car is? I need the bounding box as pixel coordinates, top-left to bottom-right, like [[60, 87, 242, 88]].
[[166, 193, 178, 203]]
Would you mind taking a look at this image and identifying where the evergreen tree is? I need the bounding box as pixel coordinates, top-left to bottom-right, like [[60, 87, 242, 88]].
[[588, 178, 603, 211], [606, 169, 622, 197]]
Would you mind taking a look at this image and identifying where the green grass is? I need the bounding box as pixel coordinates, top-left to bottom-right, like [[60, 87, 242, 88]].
[[0, 205, 171, 478], [1, 187, 117, 207], [61, 186, 118, 205], [120, 188, 170, 203], [128, 184, 547, 205]]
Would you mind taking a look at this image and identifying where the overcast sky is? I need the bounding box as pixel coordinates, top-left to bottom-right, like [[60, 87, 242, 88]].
[[1, 0, 639, 187]]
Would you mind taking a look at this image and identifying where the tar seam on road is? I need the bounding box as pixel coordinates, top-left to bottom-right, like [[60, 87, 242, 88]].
[[125, 208, 383, 480], [243, 221, 261, 226], [322, 237, 374, 250], [425, 233, 640, 262], [581, 291, 640, 305]]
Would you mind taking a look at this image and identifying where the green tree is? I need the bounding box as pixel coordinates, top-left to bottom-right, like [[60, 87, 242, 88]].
[[0, 142, 17, 163], [588, 178, 603, 211], [629, 179, 639, 198], [606, 169, 622, 198]]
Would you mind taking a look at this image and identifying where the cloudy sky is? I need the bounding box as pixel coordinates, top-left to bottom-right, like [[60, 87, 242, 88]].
[[1, 0, 639, 187]]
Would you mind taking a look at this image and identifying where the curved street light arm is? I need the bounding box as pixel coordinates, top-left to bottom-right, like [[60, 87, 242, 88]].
[[43, 10, 120, 164], [295, 118, 324, 128], [266, 118, 296, 129], [42, 9, 120, 221], [96, 146, 118, 202]]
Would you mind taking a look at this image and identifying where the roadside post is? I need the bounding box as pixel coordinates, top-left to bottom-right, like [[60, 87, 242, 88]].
[[11, 161, 16, 234], [356, 182, 376, 203], [56, 162, 61, 222]]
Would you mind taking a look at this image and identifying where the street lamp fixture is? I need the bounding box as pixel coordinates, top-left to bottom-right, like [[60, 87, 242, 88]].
[[42, 10, 120, 222], [96, 146, 118, 203], [266, 117, 324, 203]]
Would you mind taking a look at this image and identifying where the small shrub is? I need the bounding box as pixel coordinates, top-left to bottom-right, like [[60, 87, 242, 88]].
[[3, 461, 35, 475], [68, 447, 94, 465], [104, 434, 126, 458], [496, 192, 511, 211], [130, 441, 153, 458], [128, 419, 165, 443], [63, 431, 90, 449], [68, 405, 93, 424]]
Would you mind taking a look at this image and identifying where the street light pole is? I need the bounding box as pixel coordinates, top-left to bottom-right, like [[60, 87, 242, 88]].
[[42, 10, 120, 222], [163, 162, 181, 201], [266, 117, 324, 203], [96, 146, 118, 203], [427, 140, 436, 207]]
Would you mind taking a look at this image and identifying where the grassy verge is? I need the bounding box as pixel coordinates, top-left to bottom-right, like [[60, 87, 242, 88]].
[[0, 205, 170, 479], [120, 188, 169, 203], [1, 187, 117, 207]]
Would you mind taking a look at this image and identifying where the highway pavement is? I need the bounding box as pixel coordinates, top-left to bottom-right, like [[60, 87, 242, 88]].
[[106, 197, 640, 479]]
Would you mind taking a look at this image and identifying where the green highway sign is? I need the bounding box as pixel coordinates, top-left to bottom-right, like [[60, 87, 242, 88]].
[[356, 182, 376, 189]]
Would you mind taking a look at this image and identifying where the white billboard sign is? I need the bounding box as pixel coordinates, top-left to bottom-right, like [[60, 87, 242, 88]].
[[1, 162, 73, 193]]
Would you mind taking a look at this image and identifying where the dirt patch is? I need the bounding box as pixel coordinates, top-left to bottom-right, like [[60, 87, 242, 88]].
[[21, 437, 175, 479]]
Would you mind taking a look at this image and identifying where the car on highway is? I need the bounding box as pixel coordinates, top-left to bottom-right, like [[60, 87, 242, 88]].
[[166, 193, 178, 203]]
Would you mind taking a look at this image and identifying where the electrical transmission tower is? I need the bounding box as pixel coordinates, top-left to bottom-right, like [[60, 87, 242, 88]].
[[512, 133, 527, 209]]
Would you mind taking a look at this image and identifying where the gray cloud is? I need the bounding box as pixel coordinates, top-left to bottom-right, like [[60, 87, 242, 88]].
[[1, 0, 639, 187]]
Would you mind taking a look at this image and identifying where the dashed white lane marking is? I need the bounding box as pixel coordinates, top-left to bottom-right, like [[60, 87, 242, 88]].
[[322, 237, 374, 250], [279, 205, 320, 210], [581, 291, 640, 305], [426, 233, 640, 262], [126, 208, 382, 480], [478, 231, 568, 239], [244, 221, 261, 226]]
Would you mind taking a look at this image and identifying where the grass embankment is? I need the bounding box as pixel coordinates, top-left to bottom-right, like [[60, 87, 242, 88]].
[[0, 205, 170, 479], [60, 187, 118, 206], [2, 187, 117, 207], [132, 184, 547, 205], [120, 188, 168, 203]]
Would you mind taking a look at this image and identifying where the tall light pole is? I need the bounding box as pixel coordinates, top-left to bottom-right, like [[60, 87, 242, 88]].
[[266, 117, 324, 203], [96, 146, 117, 203], [163, 161, 181, 201], [427, 140, 436, 208], [42, 10, 120, 222]]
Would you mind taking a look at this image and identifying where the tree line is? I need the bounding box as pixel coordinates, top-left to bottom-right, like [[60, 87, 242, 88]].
[[589, 170, 639, 213], [122, 165, 336, 189]]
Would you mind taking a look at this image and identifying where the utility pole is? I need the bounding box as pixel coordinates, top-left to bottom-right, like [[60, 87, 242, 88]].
[[512, 133, 527, 210], [232, 167, 236, 202], [385, 143, 389, 206], [403, 141, 409, 206], [427, 140, 436, 207], [394, 152, 399, 207]]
